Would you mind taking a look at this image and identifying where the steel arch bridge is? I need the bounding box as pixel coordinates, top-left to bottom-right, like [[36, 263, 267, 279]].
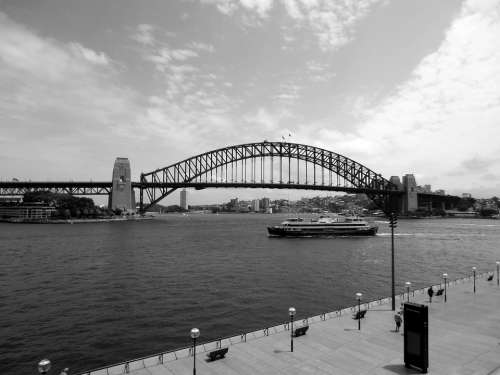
[[139, 141, 402, 213]]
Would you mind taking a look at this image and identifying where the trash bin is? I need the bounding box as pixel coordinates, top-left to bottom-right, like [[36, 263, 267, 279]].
[[404, 302, 428, 373]]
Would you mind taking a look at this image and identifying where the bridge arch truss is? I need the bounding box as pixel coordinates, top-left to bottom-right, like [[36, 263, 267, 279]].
[[140, 142, 400, 212]]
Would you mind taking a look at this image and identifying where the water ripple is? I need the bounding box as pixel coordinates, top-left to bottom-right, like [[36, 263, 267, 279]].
[[1, 216, 500, 374]]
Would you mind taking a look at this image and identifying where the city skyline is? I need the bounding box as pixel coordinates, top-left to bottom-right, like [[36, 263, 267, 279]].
[[1, 0, 500, 204]]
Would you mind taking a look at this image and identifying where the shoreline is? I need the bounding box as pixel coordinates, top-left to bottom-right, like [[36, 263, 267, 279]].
[[0, 216, 155, 224]]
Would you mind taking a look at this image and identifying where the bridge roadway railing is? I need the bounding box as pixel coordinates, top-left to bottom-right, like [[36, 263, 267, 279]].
[[74, 271, 493, 375]]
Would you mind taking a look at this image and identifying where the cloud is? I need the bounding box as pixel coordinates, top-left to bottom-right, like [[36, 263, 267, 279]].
[[188, 41, 216, 53], [0, 12, 142, 178], [305, 60, 336, 82], [284, 0, 384, 51], [199, 0, 383, 50], [273, 80, 300, 99], [461, 157, 497, 173], [131, 25, 212, 73], [322, 0, 500, 195], [243, 107, 292, 131], [69, 43, 111, 65], [129, 23, 249, 154], [170, 49, 199, 61], [131, 24, 155, 45]]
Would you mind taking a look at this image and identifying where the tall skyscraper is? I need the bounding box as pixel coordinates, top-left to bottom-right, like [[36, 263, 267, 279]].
[[251, 199, 260, 212], [180, 189, 188, 210]]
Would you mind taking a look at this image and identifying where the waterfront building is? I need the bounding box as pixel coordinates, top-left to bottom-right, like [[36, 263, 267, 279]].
[[0, 205, 56, 221], [0, 196, 22, 204], [180, 189, 188, 210]]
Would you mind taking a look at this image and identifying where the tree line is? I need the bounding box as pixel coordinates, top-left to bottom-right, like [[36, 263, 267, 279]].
[[23, 191, 116, 218]]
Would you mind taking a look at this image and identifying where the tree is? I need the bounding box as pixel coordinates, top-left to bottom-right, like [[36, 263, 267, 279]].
[[479, 208, 498, 217], [492, 196, 499, 208], [456, 198, 475, 212], [22, 191, 99, 218]]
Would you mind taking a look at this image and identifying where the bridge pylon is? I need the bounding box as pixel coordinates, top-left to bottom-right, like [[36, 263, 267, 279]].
[[109, 158, 136, 213]]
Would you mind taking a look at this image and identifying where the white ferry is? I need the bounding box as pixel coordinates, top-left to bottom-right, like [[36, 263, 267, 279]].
[[267, 216, 378, 237]]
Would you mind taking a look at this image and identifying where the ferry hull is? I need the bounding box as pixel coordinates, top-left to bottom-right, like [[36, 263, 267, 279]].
[[267, 226, 378, 237]]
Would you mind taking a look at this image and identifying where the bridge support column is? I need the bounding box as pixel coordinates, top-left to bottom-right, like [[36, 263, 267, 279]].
[[109, 158, 136, 213], [402, 174, 418, 215]]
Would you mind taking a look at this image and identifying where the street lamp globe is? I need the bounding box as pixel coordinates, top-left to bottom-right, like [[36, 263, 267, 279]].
[[190, 328, 200, 339], [38, 359, 51, 374], [356, 292, 362, 300], [405, 281, 411, 288], [443, 273, 448, 280], [289, 307, 296, 317], [472, 266, 476, 271]]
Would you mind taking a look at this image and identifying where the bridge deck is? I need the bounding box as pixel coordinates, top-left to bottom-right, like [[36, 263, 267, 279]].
[[84, 274, 500, 375]]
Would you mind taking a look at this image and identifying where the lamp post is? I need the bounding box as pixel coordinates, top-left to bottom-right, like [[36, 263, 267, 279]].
[[496, 261, 499, 287], [190, 328, 200, 375], [389, 212, 397, 311], [356, 293, 362, 330], [472, 267, 476, 293], [38, 359, 51, 374], [443, 273, 448, 303], [289, 307, 296, 352], [405, 281, 411, 302]]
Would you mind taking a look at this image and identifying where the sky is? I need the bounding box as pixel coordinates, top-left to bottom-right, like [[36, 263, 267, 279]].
[[1, 0, 500, 205]]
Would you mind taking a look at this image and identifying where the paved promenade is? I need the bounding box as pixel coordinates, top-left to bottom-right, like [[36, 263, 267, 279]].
[[85, 274, 500, 375]]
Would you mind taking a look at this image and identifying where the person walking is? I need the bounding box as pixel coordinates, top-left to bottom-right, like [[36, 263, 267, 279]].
[[394, 312, 402, 332], [427, 287, 434, 303]]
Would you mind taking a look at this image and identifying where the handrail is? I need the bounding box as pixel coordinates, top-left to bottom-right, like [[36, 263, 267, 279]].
[[74, 270, 495, 375]]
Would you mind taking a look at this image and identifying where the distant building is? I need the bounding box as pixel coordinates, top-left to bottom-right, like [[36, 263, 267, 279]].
[[389, 176, 403, 190], [260, 197, 270, 210], [229, 198, 239, 211], [251, 199, 260, 212], [462, 193, 472, 198], [180, 189, 188, 210], [435, 189, 445, 195], [0, 205, 56, 221]]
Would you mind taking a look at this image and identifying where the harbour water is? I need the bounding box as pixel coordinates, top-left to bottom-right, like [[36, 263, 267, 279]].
[[1, 215, 500, 374]]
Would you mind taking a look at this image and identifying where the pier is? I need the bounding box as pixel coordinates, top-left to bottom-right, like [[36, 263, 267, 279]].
[[77, 272, 500, 375]]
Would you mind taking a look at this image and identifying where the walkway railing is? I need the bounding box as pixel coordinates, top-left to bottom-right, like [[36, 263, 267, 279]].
[[75, 270, 494, 375]]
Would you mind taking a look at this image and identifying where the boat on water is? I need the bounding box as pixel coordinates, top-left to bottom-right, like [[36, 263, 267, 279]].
[[267, 216, 378, 237]]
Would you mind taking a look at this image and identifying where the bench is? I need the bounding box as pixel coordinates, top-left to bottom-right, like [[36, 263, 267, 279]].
[[435, 288, 444, 296], [293, 325, 309, 337], [487, 274, 494, 281], [206, 347, 228, 362], [352, 310, 367, 320]]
